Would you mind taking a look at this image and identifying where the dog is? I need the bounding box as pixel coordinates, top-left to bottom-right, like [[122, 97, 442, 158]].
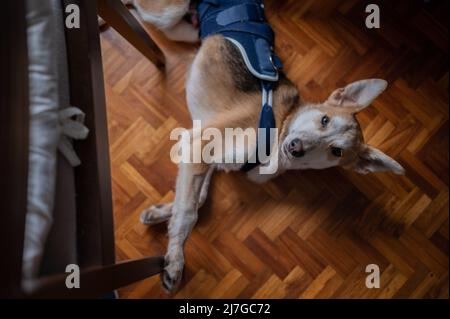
[[132, 0, 405, 292], [129, 0, 200, 42]]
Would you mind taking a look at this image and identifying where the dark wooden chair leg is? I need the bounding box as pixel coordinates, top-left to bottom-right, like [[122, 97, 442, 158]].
[[97, 0, 166, 70], [63, 0, 116, 268], [23, 256, 164, 298], [0, 0, 29, 299]]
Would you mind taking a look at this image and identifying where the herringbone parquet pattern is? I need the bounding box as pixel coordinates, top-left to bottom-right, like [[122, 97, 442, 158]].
[[100, 0, 449, 298]]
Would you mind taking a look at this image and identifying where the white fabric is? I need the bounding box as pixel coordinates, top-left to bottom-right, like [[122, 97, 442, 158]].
[[50, 0, 89, 167], [58, 107, 89, 167], [23, 0, 90, 279], [23, 0, 60, 279]]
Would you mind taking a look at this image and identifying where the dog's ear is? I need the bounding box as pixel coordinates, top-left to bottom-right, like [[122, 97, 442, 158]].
[[326, 79, 387, 112], [348, 144, 405, 175]]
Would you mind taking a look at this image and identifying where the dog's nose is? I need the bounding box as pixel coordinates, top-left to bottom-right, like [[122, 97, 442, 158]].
[[288, 138, 305, 157]]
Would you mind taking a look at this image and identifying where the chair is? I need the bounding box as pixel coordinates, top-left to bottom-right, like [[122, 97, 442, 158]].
[[0, 0, 165, 298], [97, 0, 166, 70]]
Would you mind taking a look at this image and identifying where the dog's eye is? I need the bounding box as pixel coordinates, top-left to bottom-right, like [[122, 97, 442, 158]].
[[331, 147, 343, 157], [321, 115, 330, 127]]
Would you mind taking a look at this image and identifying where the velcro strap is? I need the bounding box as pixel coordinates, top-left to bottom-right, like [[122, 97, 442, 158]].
[[216, 3, 264, 26], [198, 0, 220, 21], [203, 0, 220, 5]]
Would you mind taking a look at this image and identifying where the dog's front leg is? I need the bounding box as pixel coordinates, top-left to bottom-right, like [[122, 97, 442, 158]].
[[162, 162, 208, 292], [140, 166, 214, 225]]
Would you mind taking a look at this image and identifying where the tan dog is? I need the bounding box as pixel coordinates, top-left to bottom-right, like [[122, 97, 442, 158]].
[[134, 0, 405, 292], [131, 0, 199, 42]]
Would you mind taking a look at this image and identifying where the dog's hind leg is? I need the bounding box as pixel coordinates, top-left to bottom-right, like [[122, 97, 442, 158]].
[[140, 166, 214, 225], [162, 162, 209, 292], [132, 0, 198, 43], [161, 20, 199, 43], [198, 165, 214, 206]]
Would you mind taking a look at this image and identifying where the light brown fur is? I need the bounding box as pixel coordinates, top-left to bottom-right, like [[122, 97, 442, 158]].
[[133, 0, 187, 14], [189, 36, 299, 141]]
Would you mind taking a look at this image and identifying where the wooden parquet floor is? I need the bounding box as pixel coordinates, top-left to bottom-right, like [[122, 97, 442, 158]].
[[100, 0, 449, 298]]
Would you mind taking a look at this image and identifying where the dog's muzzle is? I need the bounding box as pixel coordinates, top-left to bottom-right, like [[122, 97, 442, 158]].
[[287, 138, 305, 158]]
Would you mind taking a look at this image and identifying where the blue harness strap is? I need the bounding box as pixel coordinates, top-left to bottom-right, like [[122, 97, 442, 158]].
[[216, 3, 265, 25], [240, 80, 276, 172], [198, 0, 282, 172]]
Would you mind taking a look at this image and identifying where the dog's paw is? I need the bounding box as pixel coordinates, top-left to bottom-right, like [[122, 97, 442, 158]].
[[140, 204, 172, 225], [161, 256, 184, 293]]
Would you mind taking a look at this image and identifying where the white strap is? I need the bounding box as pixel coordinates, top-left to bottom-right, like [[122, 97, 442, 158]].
[[58, 107, 89, 167], [261, 82, 273, 108]]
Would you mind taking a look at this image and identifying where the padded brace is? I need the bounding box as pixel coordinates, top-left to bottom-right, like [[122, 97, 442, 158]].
[[198, 0, 281, 172]]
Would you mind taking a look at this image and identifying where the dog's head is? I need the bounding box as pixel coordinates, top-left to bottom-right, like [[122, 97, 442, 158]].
[[280, 79, 405, 175]]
